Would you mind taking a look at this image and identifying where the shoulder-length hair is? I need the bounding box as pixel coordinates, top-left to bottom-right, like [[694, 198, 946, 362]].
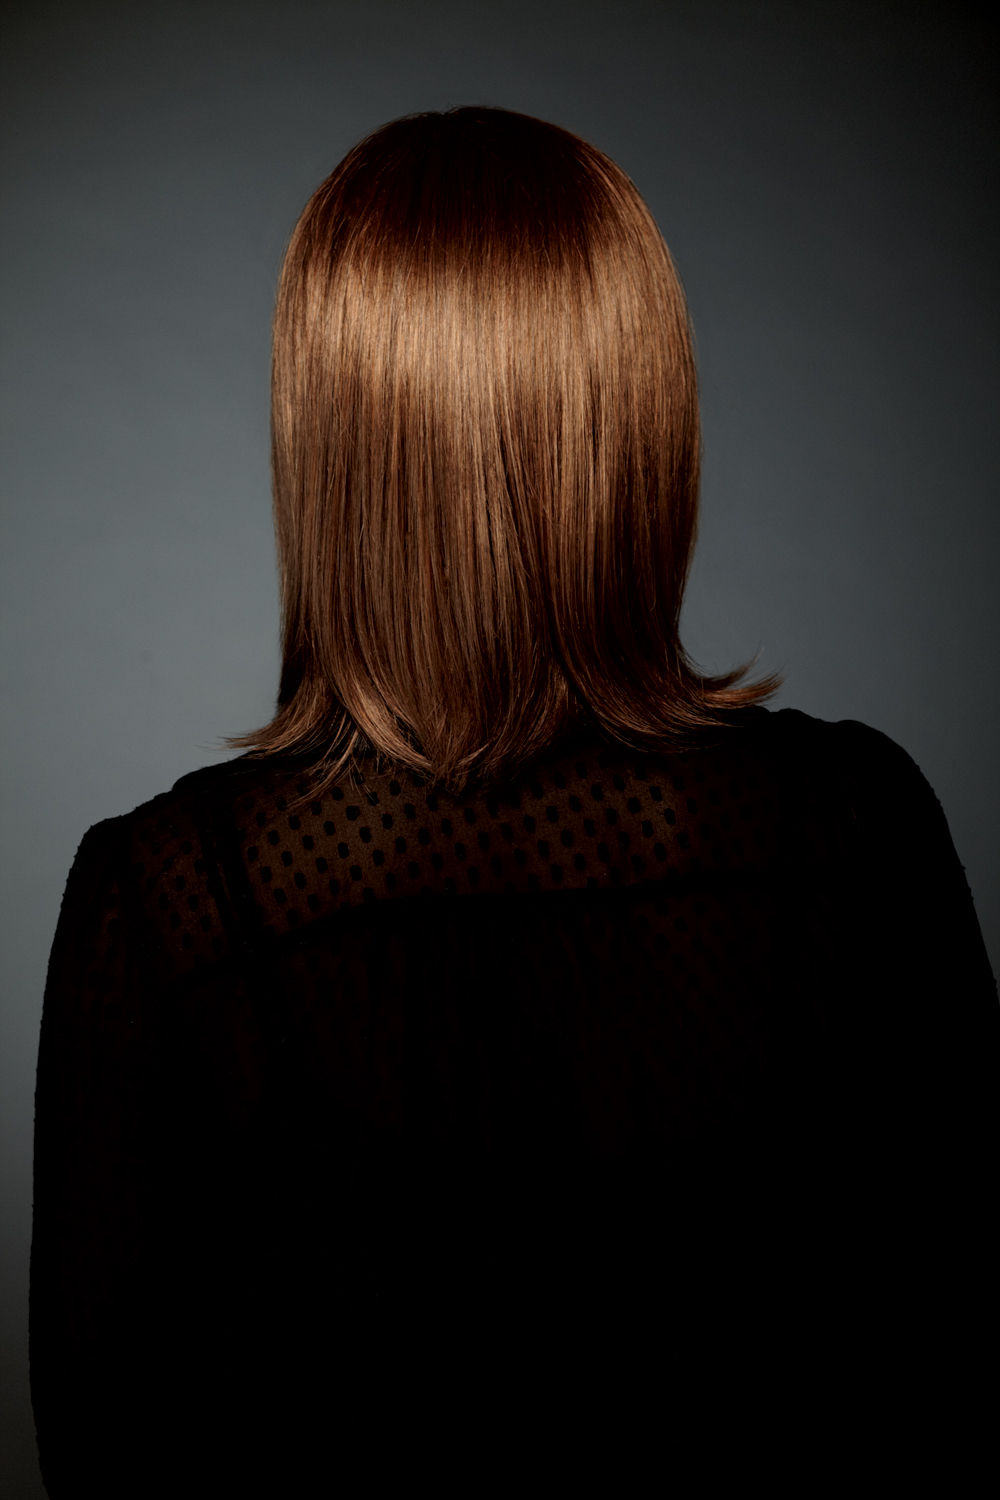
[[231, 107, 775, 792]]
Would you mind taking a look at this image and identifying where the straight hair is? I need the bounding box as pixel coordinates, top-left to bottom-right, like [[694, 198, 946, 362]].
[[230, 107, 776, 792]]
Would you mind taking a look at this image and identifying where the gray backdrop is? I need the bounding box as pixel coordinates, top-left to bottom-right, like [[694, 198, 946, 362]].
[[2, 0, 996, 1490]]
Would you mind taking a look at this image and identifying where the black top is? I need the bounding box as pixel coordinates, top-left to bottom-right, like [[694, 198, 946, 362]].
[[30, 708, 998, 1495]]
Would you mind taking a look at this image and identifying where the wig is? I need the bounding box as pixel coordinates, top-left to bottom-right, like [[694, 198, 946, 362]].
[[233, 107, 775, 791]]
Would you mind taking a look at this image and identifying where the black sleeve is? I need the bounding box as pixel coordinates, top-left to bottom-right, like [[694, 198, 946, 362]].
[[832, 718, 996, 1011], [756, 715, 998, 1434], [29, 816, 145, 1499], [827, 718, 998, 1230]]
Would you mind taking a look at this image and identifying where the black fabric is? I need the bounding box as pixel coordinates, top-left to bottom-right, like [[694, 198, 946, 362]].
[[30, 708, 998, 1495]]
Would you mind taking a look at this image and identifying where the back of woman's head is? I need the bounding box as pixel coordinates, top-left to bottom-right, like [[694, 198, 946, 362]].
[[237, 107, 772, 791]]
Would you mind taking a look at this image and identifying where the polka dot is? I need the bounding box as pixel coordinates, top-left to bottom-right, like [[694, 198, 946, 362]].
[[122, 717, 788, 978]]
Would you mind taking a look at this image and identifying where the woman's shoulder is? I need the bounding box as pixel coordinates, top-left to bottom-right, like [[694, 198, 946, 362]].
[[88, 710, 926, 822], [68, 757, 268, 865], [762, 707, 947, 827], [63, 710, 950, 947], [80, 709, 941, 867], [58, 757, 293, 966], [751, 703, 919, 765], [84, 754, 306, 838], [52, 713, 992, 999]]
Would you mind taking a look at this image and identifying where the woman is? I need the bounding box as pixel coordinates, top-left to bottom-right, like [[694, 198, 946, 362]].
[[31, 108, 996, 1495]]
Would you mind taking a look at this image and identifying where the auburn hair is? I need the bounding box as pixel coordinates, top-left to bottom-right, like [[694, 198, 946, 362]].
[[230, 107, 775, 792]]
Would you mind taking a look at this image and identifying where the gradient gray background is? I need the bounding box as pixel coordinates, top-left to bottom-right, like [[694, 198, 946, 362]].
[[1, 0, 996, 1490]]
